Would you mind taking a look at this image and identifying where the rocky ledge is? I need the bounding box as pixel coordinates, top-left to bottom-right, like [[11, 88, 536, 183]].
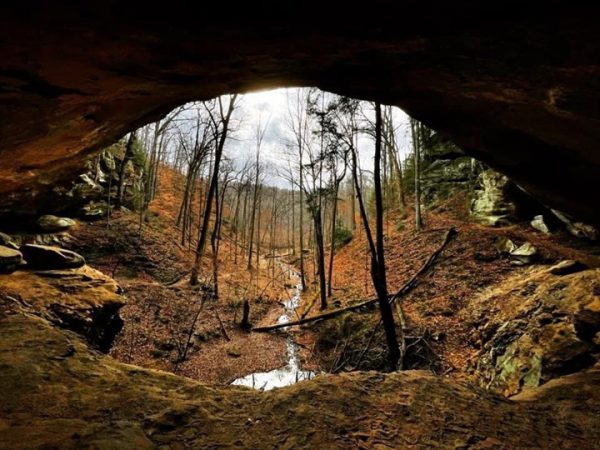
[[466, 262, 600, 396], [0, 265, 124, 352], [1, 304, 599, 449]]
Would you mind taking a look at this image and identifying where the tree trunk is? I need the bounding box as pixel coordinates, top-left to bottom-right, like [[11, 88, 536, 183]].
[[240, 300, 251, 330], [312, 208, 327, 310], [327, 181, 339, 298], [411, 118, 423, 231], [374, 103, 400, 370], [190, 95, 237, 285]]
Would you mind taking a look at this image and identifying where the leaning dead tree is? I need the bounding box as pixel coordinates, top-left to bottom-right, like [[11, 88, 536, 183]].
[[359, 102, 400, 369], [252, 227, 456, 332]]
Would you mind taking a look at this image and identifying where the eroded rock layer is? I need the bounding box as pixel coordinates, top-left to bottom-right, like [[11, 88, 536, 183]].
[[466, 263, 600, 396], [1, 4, 600, 222], [1, 303, 600, 449]]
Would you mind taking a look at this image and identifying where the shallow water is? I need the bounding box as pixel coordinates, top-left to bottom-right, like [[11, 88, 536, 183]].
[[231, 267, 315, 390]]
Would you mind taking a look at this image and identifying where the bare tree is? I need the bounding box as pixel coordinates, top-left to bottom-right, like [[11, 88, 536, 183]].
[[190, 94, 238, 285], [351, 102, 400, 370], [286, 90, 309, 290], [410, 117, 423, 231], [383, 105, 406, 214], [247, 116, 269, 270]]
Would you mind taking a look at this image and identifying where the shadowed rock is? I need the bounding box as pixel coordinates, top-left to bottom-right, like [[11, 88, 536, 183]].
[[0, 245, 23, 273], [37, 215, 76, 232], [20, 244, 85, 270]]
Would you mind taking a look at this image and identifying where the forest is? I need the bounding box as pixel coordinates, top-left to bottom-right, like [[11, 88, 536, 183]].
[[78, 88, 468, 380]]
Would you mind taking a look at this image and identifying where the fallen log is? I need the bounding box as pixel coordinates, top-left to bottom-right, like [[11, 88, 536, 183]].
[[252, 228, 457, 333]]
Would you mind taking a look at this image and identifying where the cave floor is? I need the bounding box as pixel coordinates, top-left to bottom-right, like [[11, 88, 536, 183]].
[[2, 296, 600, 449]]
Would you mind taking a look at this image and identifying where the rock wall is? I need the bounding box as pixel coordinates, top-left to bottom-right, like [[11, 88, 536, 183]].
[[465, 262, 600, 396]]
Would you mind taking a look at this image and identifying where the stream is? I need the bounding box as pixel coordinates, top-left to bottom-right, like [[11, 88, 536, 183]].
[[231, 265, 315, 390]]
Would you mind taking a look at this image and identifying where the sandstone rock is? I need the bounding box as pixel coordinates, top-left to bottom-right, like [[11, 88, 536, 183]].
[[68, 173, 103, 202], [552, 209, 599, 241], [80, 202, 110, 220], [465, 267, 600, 396], [0, 265, 124, 352], [495, 236, 516, 254], [548, 260, 587, 276], [509, 242, 537, 266], [0, 231, 18, 250], [101, 150, 117, 173], [421, 156, 475, 206], [37, 215, 76, 232], [20, 244, 85, 270], [0, 245, 23, 273], [470, 169, 517, 226], [531, 215, 550, 234], [2, 308, 600, 449]]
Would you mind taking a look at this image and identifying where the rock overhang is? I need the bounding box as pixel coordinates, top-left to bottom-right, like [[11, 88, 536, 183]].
[[1, 3, 599, 222]]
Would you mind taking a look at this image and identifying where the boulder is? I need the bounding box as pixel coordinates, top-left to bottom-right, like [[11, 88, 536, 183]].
[[20, 244, 85, 270], [0, 245, 23, 273], [531, 215, 550, 234], [68, 173, 103, 202], [0, 232, 18, 250], [0, 265, 124, 352], [80, 202, 110, 220], [470, 169, 517, 226], [37, 215, 76, 232], [101, 150, 117, 173], [465, 265, 600, 396], [421, 156, 476, 206], [552, 209, 599, 241], [509, 242, 537, 266]]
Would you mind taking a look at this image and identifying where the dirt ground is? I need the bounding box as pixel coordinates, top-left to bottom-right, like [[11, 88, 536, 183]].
[[70, 168, 306, 384], [299, 194, 600, 377]]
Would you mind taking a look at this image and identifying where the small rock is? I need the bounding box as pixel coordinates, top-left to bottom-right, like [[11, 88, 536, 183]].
[[20, 244, 85, 269], [0, 232, 18, 250], [37, 215, 76, 232], [80, 202, 110, 220], [548, 260, 587, 276], [0, 245, 24, 273], [531, 215, 550, 234], [227, 345, 242, 358], [495, 236, 516, 254], [509, 242, 537, 266]]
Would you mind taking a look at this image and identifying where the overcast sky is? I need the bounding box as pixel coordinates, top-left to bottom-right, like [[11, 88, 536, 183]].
[[178, 88, 413, 188]]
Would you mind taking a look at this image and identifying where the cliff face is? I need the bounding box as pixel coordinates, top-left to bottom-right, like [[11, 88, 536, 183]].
[[1, 4, 600, 223]]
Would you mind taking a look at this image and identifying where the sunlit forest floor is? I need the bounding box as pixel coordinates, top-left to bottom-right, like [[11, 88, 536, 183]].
[[300, 193, 599, 377], [70, 168, 300, 383], [69, 170, 599, 385]]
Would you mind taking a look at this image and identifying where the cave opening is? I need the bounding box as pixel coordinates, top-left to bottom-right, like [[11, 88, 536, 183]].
[[2, 6, 600, 448]]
